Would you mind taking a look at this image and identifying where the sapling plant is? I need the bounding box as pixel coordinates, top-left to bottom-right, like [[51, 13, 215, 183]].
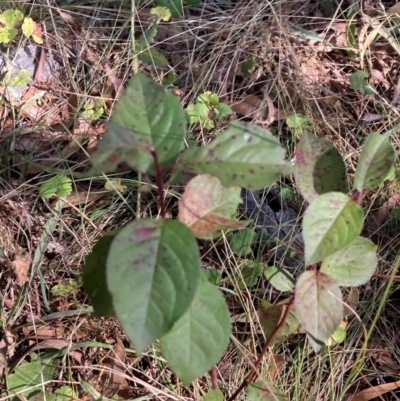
[[82, 71, 396, 400]]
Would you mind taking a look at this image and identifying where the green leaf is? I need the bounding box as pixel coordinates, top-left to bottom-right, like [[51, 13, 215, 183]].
[[21, 17, 34, 38], [326, 323, 346, 346], [286, 114, 310, 138], [391, 208, 400, 221], [303, 192, 364, 265], [186, 101, 213, 129], [264, 266, 294, 291], [138, 22, 159, 46], [241, 55, 256, 76], [107, 219, 201, 354], [349, 70, 374, 94], [216, 102, 232, 120], [201, 268, 221, 285], [202, 389, 224, 401], [150, 6, 171, 21], [294, 131, 348, 203], [137, 46, 169, 66], [178, 174, 247, 239], [354, 132, 396, 192], [295, 270, 343, 352], [160, 281, 231, 385], [0, 27, 17, 43], [320, 236, 377, 286], [8, 69, 31, 87], [248, 381, 287, 401], [230, 229, 256, 256], [39, 174, 72, 198], [0, 9, 24, 28], [88, 72, 185, 175], [181, 121, 290, 190], [236, 261, 264, 289], [7, 359, 56, 401], [83, 231, 118, 317]]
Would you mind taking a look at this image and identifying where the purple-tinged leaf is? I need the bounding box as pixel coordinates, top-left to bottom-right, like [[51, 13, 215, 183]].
[[303, 192, 364, 265], [295, 270, 343, 352], [107, 219, 201, 353], [354, 132, 396, 192], [160, 281, 231, 385], [294, 131, 348, 203], [320, 236, 377, 286], [180, 121, 291, 190], [88, 72, 186, 175]]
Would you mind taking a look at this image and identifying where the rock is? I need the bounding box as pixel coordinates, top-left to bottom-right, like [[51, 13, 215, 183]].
[[0, 44, 60, 99]]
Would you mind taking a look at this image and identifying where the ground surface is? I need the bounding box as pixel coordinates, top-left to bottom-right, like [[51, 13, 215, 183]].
[[1, 0, 400, 400]]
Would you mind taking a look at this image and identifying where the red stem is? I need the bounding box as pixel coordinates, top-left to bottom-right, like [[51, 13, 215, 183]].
[[351, 190, 363, 205], [227, 297, 295, 401], [151, 150, 165, 218], [210, 366, 219, 390]]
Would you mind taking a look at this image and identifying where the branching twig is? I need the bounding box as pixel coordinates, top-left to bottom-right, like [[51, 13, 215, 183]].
[[227, 297, 295, 401]]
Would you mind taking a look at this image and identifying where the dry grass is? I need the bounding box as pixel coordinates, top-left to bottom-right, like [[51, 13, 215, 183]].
[[1, 0, 400, 400]]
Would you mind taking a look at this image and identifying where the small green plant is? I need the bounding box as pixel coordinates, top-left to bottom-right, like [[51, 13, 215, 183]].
[[136, 7, 170, 67], [186, 91, 232, 129], [39, 174, 72, 199], [81, 71, 397, 400], [0, 9, 42, 44], [81, 99, 104, 120]]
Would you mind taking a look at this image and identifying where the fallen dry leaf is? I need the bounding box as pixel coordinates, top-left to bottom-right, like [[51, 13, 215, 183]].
[[102, 339, 126, 398], [368, 193, 400, 230], [344, 287, 359, 317], [387, 3, 400, 13], [350, 379, 400, 401], [270, 354, 285, 381], [11, 251, 31, 286]]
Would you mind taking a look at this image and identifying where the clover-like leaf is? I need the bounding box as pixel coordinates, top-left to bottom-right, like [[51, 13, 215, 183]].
[[349, 70, 374, 94], [354, 132, 396, 192], [39, 174, 72, 198], [180, 121, 290, 190], [0, 9, 23, 28], [83, 231, 118, 317], [230, 229, 257, 256], [107, 219, 200, 353], [21, 17, 34, 38], [264, 266, 294, 291], [88, 72, 186, 175], [303, 192, 364, 265], [320, 236, 377, 286], [150, 6, 171, 21], [0, 27, 17, 43], [248, 381, 287, 401], [294, 131, 348, 203], [160, 281, 231, 385], [236, 261, 264, 289], [295, 270, 343, 352], [179, 174, 248, 239]]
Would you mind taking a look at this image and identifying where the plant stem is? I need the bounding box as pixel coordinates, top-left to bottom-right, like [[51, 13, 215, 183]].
[[210, 366, 219, 390], [227, 297, 295, 401], [151, 150, 165, 218], [351, 190, 363, 204]]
